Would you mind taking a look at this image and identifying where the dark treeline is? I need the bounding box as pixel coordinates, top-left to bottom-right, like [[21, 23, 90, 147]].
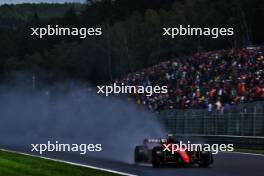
[[0, 0, 263, 86]]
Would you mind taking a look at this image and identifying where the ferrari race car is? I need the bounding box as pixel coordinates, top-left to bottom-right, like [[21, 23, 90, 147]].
[[134, 135, 213, 168]]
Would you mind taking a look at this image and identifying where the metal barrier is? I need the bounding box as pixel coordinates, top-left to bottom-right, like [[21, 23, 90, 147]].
[[158, 101, 264, 137]]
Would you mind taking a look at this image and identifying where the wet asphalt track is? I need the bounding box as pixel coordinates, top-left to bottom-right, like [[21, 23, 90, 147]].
[[2, 147, 264, 176], [47, 152, 264, 176]]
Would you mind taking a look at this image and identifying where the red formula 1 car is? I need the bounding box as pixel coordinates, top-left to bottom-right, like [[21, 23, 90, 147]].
[[134, 135, 213, 168]]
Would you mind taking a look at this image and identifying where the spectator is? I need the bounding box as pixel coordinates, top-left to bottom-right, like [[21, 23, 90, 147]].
[[117, 47, 264, 111]]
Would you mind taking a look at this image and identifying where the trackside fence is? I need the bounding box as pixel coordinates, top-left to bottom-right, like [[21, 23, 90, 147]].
[[158, 101, 264, 149]]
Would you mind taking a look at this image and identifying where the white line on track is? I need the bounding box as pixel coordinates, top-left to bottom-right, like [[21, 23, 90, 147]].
[[0, 149, 137, 176], [229, 151, 264, 157], [135, 163, 152, 167]]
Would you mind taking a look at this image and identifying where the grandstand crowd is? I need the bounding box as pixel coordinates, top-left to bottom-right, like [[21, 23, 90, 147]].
[[117, 47, 264, 112]]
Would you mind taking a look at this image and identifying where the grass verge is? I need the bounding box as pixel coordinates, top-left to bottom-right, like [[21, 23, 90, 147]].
[[0, 150, 122, 176]]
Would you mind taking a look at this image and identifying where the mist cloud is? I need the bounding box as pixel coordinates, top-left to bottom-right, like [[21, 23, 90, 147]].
[[0, 82, 165, 163]]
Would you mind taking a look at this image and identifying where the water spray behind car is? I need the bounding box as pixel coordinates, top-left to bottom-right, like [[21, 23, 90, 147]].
[[0, 81, 166, 163]]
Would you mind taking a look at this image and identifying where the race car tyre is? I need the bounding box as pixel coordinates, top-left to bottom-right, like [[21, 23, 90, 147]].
[[196, 151, 213, 167], [134, 146, 149, 163], [152, 147, 164, 168]]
